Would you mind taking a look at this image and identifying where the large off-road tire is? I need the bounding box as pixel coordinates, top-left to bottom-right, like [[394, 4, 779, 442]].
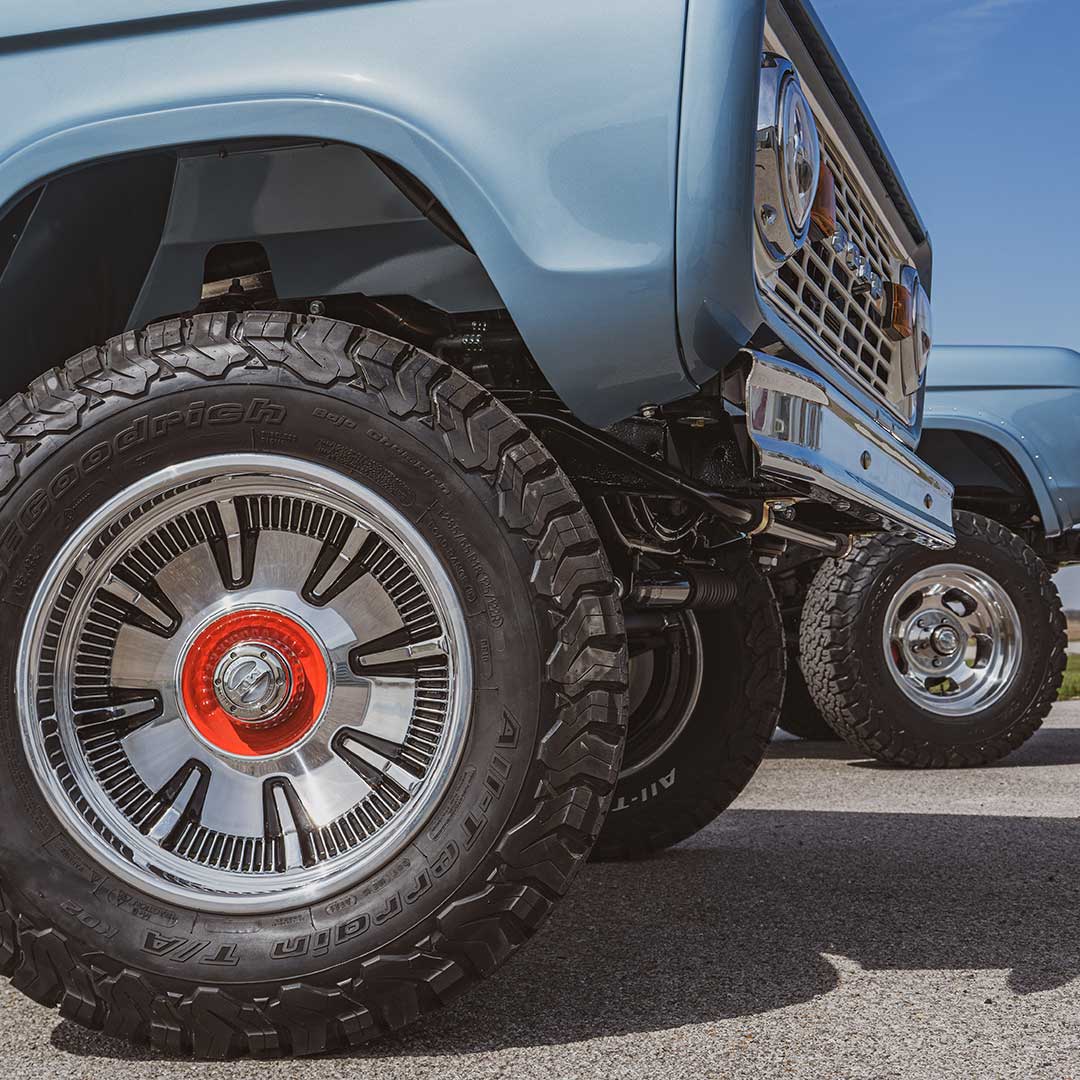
[[592, 561, 784, 859], [801, 511, 1066, 768], [0, 312, 627, 1058], [778, 661, 840, 741]]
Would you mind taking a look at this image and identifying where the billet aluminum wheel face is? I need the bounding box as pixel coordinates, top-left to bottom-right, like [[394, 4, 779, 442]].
[[881, 562, 1023, 718], [17, 454, 472, 915], [623, 613, 704, 778]]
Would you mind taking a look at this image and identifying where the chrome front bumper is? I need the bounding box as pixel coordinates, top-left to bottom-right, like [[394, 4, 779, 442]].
[[744, 351, 954, 549]]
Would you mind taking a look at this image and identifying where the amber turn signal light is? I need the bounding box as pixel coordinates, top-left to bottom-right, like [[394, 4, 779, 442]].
[[810, 161, 836, 238], [883, 281, 914, 341]]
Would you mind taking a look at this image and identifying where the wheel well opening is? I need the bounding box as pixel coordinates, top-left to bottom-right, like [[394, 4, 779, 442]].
[[0, 139, 507, 403], [0, 189, 41, 281], [918, 428, 1040, 532]]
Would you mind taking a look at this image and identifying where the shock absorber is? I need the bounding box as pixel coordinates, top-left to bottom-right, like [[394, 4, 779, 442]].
[[626, 569, 738, 611]]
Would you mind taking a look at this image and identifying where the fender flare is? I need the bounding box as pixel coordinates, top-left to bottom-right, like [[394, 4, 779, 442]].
[[922, 411, 1065, 537], [0, 97, 499, 263], [0, 95, 694, 426]]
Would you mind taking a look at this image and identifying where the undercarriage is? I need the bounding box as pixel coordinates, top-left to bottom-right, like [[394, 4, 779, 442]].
[[192, 272, 952, 615]]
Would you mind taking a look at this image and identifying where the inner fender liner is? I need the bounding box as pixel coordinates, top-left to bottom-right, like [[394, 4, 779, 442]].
[[0, 154, 175, 398], [128, 142, 502, 330], [0, 142, 503, 401]]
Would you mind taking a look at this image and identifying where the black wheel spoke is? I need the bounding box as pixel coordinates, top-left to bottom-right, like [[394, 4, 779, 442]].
[[263, 778, 319, 870], [303, 522, 380, 606], [147, 760, 210, 846]]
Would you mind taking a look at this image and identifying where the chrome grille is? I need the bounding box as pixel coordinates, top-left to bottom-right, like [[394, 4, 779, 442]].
[[760, 132, 912, 421]]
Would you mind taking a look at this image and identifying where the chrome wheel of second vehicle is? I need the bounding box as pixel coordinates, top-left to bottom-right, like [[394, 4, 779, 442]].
[[882, 563, 1023, 718]]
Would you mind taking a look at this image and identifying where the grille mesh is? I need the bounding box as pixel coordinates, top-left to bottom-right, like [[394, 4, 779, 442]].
[[761, 132, 912, 421]]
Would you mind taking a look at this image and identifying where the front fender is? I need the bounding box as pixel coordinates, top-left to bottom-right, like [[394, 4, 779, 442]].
[[0, 0, 693, 426], [922, 406, 1067, 537]]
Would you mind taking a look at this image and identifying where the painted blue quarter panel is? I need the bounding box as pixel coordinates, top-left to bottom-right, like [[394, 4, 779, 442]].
[[0, 0, 694, 427], [925, 346, 1080, 536]]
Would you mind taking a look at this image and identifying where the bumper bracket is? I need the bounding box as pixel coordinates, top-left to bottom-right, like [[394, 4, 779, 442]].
[[744, 350, 954, 549]]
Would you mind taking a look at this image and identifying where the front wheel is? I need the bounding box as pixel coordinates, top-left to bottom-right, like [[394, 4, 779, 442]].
[[800, 511, 1066, 768], [0, 313, 626, 1057]]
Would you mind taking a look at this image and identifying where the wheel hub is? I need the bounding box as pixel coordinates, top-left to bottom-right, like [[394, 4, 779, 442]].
[[902, 610, 967, 673], [213, 644, 292, 723], [930, 624, 962, 658], [181, 609, 328, 756]]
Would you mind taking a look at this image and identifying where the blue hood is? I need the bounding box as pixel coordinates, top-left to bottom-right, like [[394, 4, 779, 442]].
[[928, 345, 1080, 391]]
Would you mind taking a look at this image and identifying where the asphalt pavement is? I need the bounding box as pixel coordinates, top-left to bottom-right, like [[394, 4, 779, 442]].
[[5, 704, 1080, 1079]]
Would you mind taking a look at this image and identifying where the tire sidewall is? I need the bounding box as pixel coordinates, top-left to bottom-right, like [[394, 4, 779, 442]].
[[0, 368, 549, 987]]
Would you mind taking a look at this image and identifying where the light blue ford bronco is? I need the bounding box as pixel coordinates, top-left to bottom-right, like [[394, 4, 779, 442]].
[[0, 0, 952, 1057]]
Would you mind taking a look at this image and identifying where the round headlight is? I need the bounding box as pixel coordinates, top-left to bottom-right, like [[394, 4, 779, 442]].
[[779, 76, 820, 236], [756, 55, 822, 266]]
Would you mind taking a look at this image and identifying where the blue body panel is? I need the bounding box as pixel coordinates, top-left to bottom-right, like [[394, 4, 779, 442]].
[[674, 0, 765, 387], [0, 0, 930, 447], [0, 0, 694, 427], [926, 346, 1080, 537]]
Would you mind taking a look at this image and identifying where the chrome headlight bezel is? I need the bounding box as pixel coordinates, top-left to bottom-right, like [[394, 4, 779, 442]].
[[755, 54, 821, 268], [896, 265, 933, 395], [913, 278, 933, 382]]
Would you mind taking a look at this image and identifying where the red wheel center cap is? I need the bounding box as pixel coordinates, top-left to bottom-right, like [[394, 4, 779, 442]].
[[180, 610, 329, 757]]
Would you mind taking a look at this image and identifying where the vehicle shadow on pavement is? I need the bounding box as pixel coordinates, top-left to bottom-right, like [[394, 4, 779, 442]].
[[50, 795, 1080, 1061], [357, 810, 1077, 1056], [764, 739, 854, 761], [45, 716, 1080, 1060]]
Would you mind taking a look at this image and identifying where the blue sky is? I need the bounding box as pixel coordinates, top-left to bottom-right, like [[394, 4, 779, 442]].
[[818, 0, 1080, 352], [818, 0, 1080, 606]]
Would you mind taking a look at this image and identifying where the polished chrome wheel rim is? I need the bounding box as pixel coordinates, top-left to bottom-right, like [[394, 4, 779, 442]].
[[18, 454, 471, 914], [882, 562, 1022, 718], [623, 613, 703, 777]]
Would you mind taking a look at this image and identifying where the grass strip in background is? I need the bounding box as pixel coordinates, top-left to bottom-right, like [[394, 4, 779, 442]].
[[1061, 654, 1080, 701]]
